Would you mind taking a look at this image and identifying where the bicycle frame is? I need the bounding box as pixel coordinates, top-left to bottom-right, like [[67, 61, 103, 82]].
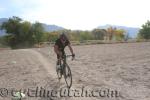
[[62, 55, 73, 64], [57, 54, 73, 88]]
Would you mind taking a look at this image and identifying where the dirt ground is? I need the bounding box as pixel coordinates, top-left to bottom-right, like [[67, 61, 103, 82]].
[[0, 42, 150, 100]]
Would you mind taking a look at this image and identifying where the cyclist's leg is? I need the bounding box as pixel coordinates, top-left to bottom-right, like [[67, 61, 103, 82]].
[[57, 54, 60, 65], [56, 53, 61, 70], [56, 51, 63, 69], [56, 53, 62, 79]]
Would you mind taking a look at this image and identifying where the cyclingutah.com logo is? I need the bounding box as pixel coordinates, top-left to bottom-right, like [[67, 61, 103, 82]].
[[0, 86, 120, 99]]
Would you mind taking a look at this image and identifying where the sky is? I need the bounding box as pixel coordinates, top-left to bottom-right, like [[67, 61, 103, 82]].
[[0, 0, 150, 30]]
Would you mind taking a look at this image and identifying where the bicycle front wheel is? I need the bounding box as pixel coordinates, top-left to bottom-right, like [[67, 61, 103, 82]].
[[64, 63, 72, 89]]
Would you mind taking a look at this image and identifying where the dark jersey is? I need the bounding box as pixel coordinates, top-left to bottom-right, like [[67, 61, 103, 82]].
[[55, 38, 70, 52]]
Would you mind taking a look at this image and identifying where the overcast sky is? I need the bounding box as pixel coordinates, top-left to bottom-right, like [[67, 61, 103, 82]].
[[0, 0, 150, 30]]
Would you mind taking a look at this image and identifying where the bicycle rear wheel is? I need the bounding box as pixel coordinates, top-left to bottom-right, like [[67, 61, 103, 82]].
[[64, 63, 72, 88]]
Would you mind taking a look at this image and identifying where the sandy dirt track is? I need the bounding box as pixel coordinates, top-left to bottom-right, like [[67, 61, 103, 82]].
[[0, 42, 150, 100]]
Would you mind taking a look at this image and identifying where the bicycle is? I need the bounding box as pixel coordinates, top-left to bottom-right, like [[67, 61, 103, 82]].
[[56, 54, 74, 89]]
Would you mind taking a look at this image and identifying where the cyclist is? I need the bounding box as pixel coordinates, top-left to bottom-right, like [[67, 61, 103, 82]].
[[54, 33, 75, 70]]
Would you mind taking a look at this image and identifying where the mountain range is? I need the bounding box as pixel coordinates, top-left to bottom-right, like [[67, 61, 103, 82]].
[[41, 23, 64, 32], [98, 24, 140, 38], [0, 18, 140, 38]]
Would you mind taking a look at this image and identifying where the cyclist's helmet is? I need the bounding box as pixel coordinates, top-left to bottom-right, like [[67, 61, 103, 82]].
[[60, 33, 68, 41]]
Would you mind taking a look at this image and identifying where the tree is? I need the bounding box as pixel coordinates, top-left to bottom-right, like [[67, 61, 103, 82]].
[[113, 29, 125, 41], [138, 20, 150, 39], [1, 16, 22, 36], [19, 21, 32, 43], [92, 29, 105, 40], [1, 16, 45, 48], [106, 27, 116, 40], [48, 31, 59, 42], [1, 16, 22, 48], [31, 22, 45, 45]]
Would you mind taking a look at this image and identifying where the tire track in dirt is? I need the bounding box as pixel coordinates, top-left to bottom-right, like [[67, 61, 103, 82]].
[[27, 49, 90, 100], [24, 49, 56, 77], [22, 49, 73, 100]]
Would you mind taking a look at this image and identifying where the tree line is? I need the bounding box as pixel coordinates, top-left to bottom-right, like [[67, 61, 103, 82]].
[[0, 16, 150, 49]]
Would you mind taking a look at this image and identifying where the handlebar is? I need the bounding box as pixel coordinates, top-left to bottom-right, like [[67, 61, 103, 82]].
[[66, 55, 74, 57], [63, 54, 75, 60]]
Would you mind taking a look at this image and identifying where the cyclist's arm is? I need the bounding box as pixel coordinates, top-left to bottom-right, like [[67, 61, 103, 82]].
[[68, 44, 74, 55], [54, 45, 61, 56]]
